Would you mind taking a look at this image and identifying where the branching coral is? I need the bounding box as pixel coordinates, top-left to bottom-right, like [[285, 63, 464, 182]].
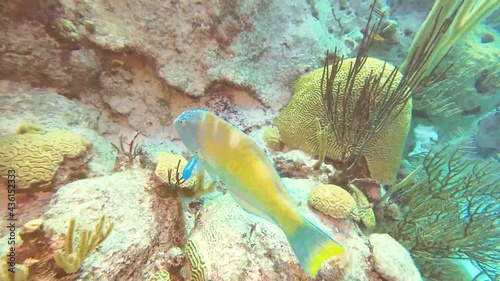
[[54, 216, 113, 274], [385, 146, 500, 280], [111, 131, 144, 170]]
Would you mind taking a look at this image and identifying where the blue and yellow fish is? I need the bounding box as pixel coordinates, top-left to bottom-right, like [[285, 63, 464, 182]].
[[174, 108, 344, 278]]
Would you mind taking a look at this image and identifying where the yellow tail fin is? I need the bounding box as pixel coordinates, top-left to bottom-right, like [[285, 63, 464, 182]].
[[285, 216, 344, 278]]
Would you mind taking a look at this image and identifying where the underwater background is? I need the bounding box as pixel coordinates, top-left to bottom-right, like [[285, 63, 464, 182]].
[[0, 0, 499, 280]]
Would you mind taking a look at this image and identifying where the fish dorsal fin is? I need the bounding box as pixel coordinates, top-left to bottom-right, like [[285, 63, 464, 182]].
[[229, 191, 276, 225]]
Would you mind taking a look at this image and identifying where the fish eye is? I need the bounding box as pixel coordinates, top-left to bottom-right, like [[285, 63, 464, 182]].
[[180, 120, 186, 125]]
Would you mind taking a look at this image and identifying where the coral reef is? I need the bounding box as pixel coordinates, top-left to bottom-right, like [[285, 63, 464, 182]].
[[274, 57, 410, 184], [54, 216, 113, 274], [262, 126, 284, 151], [148, 269, 171, 281], [0, 84, 117, 176], [0, 0, 498, 280], [308, 183, 377, 232], [272, 150, 333, 180], [0, 127, 92, 191], [382, 146, 500, 279], [38, 169, 186, 280], [308, 184, 358, 220], [184, 240, 208, 281], [155, 153, 197, 190], [474, 110, 500, 158], [154, 152, 216, 199], [416, 258, 471, 281], [346, 184, 376, 232], [183, 181, 422, 281], [111, 130, 144, 171]]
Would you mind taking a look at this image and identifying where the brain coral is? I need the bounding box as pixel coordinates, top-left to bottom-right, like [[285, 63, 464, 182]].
[[308, 184, 358, 220], [149, 269, 171, 281], [274, 57, 412, 184], [184, 239, 208, 281], [0, 128, 91, 191]]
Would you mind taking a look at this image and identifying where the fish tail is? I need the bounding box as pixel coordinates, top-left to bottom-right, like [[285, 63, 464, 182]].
[[285, 216, 344, 278]]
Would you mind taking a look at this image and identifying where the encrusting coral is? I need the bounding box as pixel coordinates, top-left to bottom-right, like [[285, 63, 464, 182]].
[[54, 215, 113, 274], [0, 124, 92, 191], [154, 152, 216, 198]]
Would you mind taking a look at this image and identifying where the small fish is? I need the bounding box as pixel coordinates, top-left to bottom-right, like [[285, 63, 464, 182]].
[[361, 29, 385, 41], [174, 109, 344, 278]]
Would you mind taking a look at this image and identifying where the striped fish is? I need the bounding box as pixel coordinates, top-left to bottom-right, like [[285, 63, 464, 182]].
[[174, 108, 344, 278]]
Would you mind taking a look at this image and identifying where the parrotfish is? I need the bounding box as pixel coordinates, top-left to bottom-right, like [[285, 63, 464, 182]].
[[174, 108, 344, 278]]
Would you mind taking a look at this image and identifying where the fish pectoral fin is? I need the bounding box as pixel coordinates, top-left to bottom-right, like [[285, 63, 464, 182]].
[[182, 151, 203, 180], [230, 193, 275, 225]]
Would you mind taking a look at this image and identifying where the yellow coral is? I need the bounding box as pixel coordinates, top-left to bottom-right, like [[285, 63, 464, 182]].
[[309, 184, 376, 231], [262, 126, 284, 151], [149, 269, 171, 281], [155, 152, 196, 188], [16, 123, 45, 135], [0, 127, 91, 190], [308, 184, 358, 220], [347, 184, 376, 232], [46, 130, 92, 158], [54, 215, 113, 274], [184, 240, 208, 281], [155, 152, 216, 198], [274, 58, 411, 183], [0, 262, 29, 281]]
